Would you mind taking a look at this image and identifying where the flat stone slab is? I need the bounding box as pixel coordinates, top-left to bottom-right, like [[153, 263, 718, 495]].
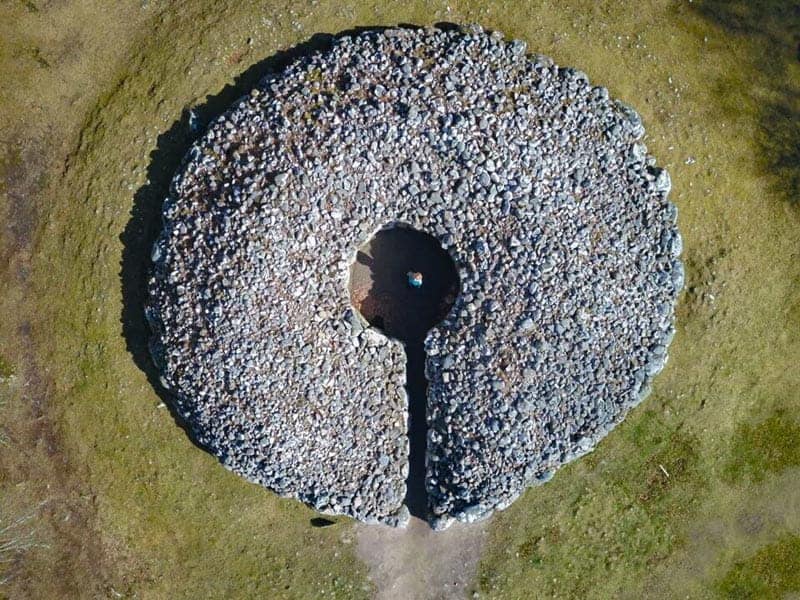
[[146, 25, 683, 528]]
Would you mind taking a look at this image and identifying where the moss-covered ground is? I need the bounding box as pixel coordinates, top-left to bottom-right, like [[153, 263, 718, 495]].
[[1, 0, 798, 598]]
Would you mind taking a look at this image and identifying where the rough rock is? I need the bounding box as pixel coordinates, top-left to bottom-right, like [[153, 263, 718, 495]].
[[147, 25, 683, 528]]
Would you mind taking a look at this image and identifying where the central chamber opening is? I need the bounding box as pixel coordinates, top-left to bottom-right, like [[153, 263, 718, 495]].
[[348, 225, 460, 520]]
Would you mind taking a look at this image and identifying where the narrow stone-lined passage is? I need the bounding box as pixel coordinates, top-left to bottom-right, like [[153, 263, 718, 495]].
[[403, 341, 427, 518], [349, 226, 459, 520]]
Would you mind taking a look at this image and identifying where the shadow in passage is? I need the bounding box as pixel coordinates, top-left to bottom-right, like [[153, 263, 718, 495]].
[[349, 227, 460, 520]]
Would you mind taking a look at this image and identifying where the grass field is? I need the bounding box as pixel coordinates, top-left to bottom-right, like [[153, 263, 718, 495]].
[[1, 1, 798, 598]]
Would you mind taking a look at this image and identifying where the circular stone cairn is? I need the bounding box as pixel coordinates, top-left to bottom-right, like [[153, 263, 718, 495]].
[[147, 24, 683, 530]]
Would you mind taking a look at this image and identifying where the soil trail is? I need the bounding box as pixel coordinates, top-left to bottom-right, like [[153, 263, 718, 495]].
[[356, 516, 489, 600]]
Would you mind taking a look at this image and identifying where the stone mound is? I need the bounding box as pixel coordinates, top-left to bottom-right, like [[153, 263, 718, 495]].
[[146, 25, 683, 529]]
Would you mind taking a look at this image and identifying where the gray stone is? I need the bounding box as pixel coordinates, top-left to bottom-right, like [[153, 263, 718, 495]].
[[147, 25, 682, 531]]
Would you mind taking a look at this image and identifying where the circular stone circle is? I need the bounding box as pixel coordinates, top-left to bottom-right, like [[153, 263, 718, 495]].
[[147, 24, 683, 529]]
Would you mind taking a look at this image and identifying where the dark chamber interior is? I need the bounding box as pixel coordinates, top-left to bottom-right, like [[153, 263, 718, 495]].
[[348, 226, 460, 520], [349, 227, 460, 343]]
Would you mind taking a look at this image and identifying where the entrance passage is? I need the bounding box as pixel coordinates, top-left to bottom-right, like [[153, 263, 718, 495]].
[[348, 226, 460, 520]]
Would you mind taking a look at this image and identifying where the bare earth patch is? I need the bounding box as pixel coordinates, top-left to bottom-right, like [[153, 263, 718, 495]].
[[357, 516, 489, 600]]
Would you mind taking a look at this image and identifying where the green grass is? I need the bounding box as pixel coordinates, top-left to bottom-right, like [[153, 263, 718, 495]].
[[724, 410, 800, 484], [1, 0, 799, 598], [715, 534, 800, 600], [0, 357, 12, 381]]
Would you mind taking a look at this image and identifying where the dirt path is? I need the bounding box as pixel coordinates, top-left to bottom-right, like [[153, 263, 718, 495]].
[[356, 515, 489, 600]]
